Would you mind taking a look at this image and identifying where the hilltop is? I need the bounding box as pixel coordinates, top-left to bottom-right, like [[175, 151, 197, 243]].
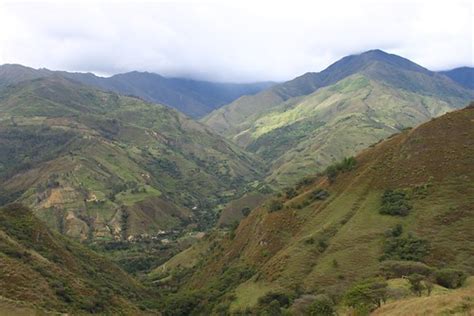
[[203, 50, 474, 187], [159, 105, 474, 314], [0, 76, 265, 241]]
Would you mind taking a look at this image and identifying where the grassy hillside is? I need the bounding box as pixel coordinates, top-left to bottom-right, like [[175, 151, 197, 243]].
[[0, 77, 264, 241], [371, 277, 474, 315], [203, 50, 474, 187], [0, 64, 274, 118], [0, 203, 150, 314], [158, 105, 474, 314]]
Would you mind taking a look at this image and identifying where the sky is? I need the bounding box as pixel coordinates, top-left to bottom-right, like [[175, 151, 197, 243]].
[[0, 0, 472, 82]]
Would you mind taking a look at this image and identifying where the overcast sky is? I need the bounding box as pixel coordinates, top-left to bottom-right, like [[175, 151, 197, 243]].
[[0, 0, 472, 82]]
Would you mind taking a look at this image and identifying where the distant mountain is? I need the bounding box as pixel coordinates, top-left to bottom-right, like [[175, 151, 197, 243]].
[[0, 77, 264, 240], [439, 67, 474, 90], [160, 105, 474, 315], [0, 64, 274, 117], [203, 50, 474, 186], [0, 203, 148, 314]]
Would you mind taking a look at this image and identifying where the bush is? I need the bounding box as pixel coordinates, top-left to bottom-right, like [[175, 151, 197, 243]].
[[325, 157, 357, 182], [258, 291, 291, 308], [380, 234, 430, 261], [344, 278, 388, 312], [407, 273, 425, 296], [380, 189, 412, 216], [268, 199, 283, 212], [379, 260, 433, 278], [310, 189, 330, 201], [434, 269, 467, 289], [285, 187, 297, 199], [241, 207, 251, 217], [307, 294, 335, 316]]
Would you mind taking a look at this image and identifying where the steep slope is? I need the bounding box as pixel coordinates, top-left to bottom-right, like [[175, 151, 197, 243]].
[[0, 64, 273, 118], [440, 67, 474, 90], [0, 77, 264, 240], [163, 105, 474, 314], [203, 50, 474, 186], [0, 203, 149, 314]]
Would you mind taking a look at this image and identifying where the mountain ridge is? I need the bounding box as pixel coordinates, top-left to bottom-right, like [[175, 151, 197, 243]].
[[203, 50, 474, 187], [0, 76, 265, 240], [0, 63, 274, 118], [159, 104, 474, 314]]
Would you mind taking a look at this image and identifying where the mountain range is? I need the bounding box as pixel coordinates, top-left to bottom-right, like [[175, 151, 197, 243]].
[[0, 49, 473, 315], [0, 64, 274, 118], [203, 50, 474, 187], [0, 76, 265, 240]]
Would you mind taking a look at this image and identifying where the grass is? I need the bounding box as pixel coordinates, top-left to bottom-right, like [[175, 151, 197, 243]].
[[372, 277, 474, 315], [229, 281, 279, 312], [175, 106, 474, 313]]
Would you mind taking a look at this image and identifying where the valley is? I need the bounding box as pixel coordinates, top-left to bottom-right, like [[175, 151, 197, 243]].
[[0, 49, 472, 315]]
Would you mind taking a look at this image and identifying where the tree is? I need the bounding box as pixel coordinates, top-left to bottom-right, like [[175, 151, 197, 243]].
[[407, 274, 425, 296], [307, 294, 335, 316], [424, 279, 434, 296], [435, 269, 467, 289], [268, 199, 283, 212], [344, 278, 388, 312]]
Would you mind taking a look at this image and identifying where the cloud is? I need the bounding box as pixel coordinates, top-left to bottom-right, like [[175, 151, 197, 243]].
[[0, 0, 472, 82]]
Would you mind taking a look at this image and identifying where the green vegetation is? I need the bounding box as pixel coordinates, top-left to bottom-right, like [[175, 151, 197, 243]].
[[204, 50, 473, 187], [169, 106, 474, 314], [344, 278, 388, 313], [0, 77, 264, 240], [268, 199, 284, 212], [380, 189, 412, 216], [435, 269, 467, 289], [325, 156, 357, 182], [381, 233, 430, 261], [0, 204, 150, 314], [307, 294, 336, 315]]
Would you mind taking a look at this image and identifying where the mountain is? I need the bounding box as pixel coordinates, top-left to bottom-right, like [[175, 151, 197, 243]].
[[158, 104, 474, 314], [440, 67, 474, 90], [203, 50, 474, 187], [0, 76, 264, 240], [0, 203, 150, 314], [0, 64, 274, 118]]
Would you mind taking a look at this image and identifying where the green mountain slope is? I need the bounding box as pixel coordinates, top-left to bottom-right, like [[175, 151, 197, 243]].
[[440, 67, 474, 90], [0, 64, 274, 118], [0, 77, 264, 240], [159, 105, 474, 314], [0, 203, 149, 314], [203, 50, 474, 187]]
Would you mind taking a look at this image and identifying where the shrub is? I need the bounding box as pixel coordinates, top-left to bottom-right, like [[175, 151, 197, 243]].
[[241, 207, 251, 217], [344, 278, 388, 312], [285, 187, 297, 199], [380, 234, 430, 261], [434, 269, 467, 289], [310, 189, 330, 201], [307, 294, 335, 316], [325, 157, 357, 182], [268, 199, 283, 212], [379, 260, 433, 278], [407, 273, 425, 296], [386, 224, 403, 237], [258, 291, 291, 308], [380, 189, 412, 216]]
